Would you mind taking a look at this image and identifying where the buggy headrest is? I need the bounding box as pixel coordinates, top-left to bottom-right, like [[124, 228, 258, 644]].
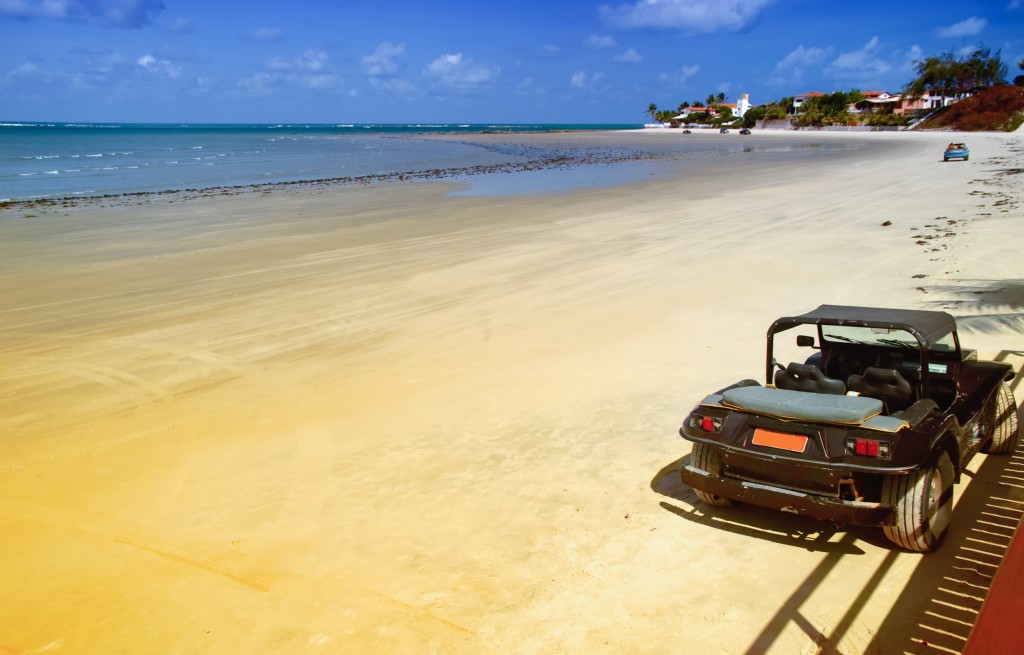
[[774, 362, 847, 395], [851, 367, 913, 400]]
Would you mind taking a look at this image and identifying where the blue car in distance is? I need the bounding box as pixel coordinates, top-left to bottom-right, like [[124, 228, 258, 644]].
[[943, 142, 969, 161]]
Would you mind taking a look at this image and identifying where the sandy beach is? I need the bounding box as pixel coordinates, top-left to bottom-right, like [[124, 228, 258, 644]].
[[2, 127, 1022, 654]]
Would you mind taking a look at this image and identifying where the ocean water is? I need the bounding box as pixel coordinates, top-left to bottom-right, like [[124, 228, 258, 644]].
[[0, 122, 641, 202]]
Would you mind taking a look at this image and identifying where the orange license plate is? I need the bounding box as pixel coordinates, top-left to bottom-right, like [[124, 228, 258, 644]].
[[752, 429, 808, 453]]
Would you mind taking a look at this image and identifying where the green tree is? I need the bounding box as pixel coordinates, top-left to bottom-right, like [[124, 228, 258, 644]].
[[655, 109, 676, 123], [795, 91, 862, 126], [905, 48, 1008, 100], [1015, 57, 1024, 86], [742, 105, 767, 127], [646, 103, 658, 122]]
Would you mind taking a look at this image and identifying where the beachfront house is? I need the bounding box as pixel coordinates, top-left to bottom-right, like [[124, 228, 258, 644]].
[[730, 93, 753, 119], [674, 105, 719, 121], [795, 88, 975, 117], [793, 92, 825, 112], [894, 89, 975, 115], [673, 93, 754, 125], [849, 91, 900, 113]]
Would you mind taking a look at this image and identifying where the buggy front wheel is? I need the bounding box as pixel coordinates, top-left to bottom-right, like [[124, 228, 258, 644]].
[[982, 381, 1019, 454]]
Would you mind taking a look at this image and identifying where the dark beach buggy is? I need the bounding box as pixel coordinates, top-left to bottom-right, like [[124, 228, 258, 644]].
[[678, 305, 1018, 552]]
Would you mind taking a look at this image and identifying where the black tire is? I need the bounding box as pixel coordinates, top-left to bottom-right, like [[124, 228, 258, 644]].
[[686, 442, 733, 507], [882, 450, 954, 552], [964, 155, 969, 161], [982, 381, 1019, 454]]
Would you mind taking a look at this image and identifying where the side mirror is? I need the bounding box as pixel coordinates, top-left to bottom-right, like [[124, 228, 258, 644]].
[[796, 335, 816, 348]]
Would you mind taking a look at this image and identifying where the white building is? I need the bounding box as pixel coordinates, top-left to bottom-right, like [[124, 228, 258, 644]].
[[673, 93, 754, 122], [733, 93, 752, 118]]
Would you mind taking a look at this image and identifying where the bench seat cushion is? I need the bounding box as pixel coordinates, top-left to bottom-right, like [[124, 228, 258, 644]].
[[721, 386, 883, 425]]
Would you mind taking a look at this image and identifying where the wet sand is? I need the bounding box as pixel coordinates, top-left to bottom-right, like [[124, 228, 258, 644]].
[[1, 128, 1022, 654]]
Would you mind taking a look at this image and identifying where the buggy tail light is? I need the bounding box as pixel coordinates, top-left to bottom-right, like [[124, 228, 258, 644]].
[[691, 414, 723, 433], [846, 438, 891, 459]]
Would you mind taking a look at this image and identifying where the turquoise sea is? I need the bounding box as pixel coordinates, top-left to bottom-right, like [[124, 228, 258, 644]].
[[0, 122, 642, 202]]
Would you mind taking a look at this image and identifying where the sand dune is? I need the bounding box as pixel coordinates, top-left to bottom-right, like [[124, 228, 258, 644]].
[[1, 128, 1022, 654]]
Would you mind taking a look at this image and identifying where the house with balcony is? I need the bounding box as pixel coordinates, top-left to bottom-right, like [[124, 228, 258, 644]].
[[850, 91, 900, 113], [894, 89, 975, 115]]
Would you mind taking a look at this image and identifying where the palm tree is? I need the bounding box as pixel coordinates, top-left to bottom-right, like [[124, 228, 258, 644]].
[[647, 103, 658, 122], [716, 92, 726, 104]]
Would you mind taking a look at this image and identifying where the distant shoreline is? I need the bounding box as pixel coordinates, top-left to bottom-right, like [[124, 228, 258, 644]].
[[0, 143, 664, 212], [0, 126, 982, 214]]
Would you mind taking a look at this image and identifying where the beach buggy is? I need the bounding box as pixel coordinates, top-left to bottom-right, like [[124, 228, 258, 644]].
[[678, 305, 1018, 552], [944, 143, 969, 161]]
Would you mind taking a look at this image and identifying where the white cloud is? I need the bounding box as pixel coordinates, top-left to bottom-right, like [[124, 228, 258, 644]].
[[362, 42, 405, 76], [902, 44, 924, 74], [137, 53, 182, 80], [936, 17, 987, 38], [599, 0, 776, 33], [542, 45, 560, 56], [658, 64, 700, 86], [615, 48, 643, 63], [241, 50, 342, 95], [0, 0, 165, 27], [768, 44, 829, 86], [570, 70, 606, 89], [249, 27, 284, 43], [826, 36, 891, 79], [424, 52, 499, 91], [267, 50, 329, 73], [0, 0, 71, 20], [587, 34, 617, 49]]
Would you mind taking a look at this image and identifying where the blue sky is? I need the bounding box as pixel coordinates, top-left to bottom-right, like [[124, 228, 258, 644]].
[[1, 0, 1022, 123]]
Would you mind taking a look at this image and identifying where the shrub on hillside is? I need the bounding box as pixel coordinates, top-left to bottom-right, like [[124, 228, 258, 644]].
[[926, 86, 1024, 131]]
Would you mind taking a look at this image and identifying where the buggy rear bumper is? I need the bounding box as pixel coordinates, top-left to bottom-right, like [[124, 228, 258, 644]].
[[680, 463, 896, 526]]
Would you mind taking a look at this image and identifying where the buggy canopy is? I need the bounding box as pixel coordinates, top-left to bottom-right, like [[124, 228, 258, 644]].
[[769, 305, 957, 349]]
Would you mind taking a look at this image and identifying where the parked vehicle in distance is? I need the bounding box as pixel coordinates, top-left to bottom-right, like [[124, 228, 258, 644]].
[[678, 305, 1019, 552], [739, 128, 751, 135], [682, 130, 692, 134], [944, 143, 969, 161], [719, 128, 729, 134]]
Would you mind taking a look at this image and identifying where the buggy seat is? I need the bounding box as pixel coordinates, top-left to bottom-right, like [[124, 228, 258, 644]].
[[774, 362, 846, 395], [847, 367, 913, 413]]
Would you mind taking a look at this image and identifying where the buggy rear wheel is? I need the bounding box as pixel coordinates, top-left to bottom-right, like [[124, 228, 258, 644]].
[[687, 442, 733, 507], [882, 450, 954, 552], [981, 381, 1019, 454]]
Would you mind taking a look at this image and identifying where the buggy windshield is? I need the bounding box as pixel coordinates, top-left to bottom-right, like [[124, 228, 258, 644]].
[[821, 325, 957, 352]]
